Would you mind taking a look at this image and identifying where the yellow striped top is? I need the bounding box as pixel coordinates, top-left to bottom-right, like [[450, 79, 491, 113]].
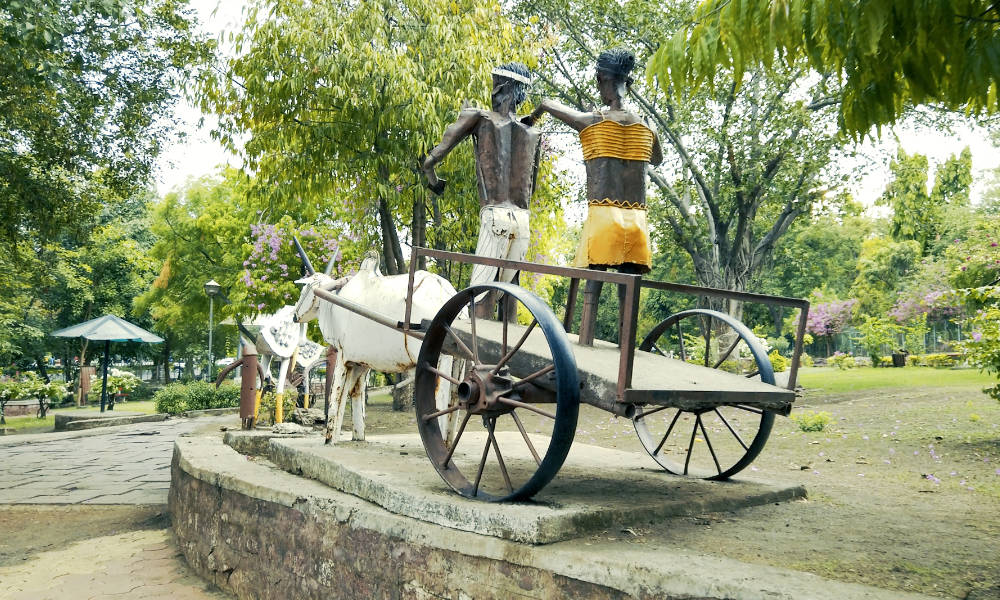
[[579, 119, 655, 162]]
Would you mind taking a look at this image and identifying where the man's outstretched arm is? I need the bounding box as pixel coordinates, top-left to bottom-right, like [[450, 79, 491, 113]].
[[422, 108, 481, 194]]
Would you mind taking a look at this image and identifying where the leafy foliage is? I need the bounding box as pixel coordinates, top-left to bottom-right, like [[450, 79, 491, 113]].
[[197, 0, 557, 277], [518, 0, 847, 316], [152, 381, 240, 415], [654, 1, 1000, 135], [0, 0, 211, 248], [790, 410, 833, 432]]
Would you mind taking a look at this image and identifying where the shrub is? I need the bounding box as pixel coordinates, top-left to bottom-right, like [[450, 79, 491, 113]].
[[153, 383, 189, 415], [257, 391, 295, 425], [799, 352, 814, 367], [153, 381, 241, 415], [829, 352, 855, 370], [790, 410, 833, 432], [768, 349, 788, 373]]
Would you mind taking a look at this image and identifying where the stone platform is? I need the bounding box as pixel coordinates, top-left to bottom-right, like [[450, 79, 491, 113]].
[[247, 432, 805, 544], [170, 434, 936, 600], [54, 410, 168, 431]]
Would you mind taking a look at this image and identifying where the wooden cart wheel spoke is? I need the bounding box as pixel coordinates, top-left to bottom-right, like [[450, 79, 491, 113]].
[[496, 396, 556, 419], [697, 415, 723, 475], [421, 403, 461, 422], [442, 411, 474, 468], [713, 408, 749, 451], [468, 300, 481, 364], [653, 409, 682, 455], [634, 309, 776, 480], [511, 363, 554, 388], [443, 325, 475, 362], [634, 404, 671, 420], [414, 282, 579, 502], [712, 337, 741, 369], [510, 411, 541, 466], [487, 418, 514, 493], [472, 427, 492, 496], [491, 318, 537, 375], [422, 362, 462, 386]]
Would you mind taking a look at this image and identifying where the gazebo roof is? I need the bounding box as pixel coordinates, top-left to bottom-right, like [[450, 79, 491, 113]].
[[51, 314, 163, 343]]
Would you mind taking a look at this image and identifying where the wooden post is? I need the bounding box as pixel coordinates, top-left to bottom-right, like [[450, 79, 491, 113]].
[[240, 344, 258, 430]]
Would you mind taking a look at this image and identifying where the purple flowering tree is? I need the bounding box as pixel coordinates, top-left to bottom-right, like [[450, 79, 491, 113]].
[[805, 293, 857, 356], [236, 216, 357, 317]]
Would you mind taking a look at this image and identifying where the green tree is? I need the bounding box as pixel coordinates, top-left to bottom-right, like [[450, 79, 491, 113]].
[[654, 1, 1000, 135], [519, 0, 847, 318], [879, 147, 974, 256], [197, 0, 553, 276], [849, 237, 922, 316], [0, 0, 211, 249]]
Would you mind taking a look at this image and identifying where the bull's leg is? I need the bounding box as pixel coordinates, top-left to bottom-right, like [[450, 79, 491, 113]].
[[274, 358, 290, 424], [331, 364, 357, 442], [324, 355, 348, 444], [346, 366, 369, 441]]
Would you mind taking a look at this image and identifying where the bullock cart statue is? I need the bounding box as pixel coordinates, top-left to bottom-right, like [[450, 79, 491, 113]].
[[291, 241, 809, 503]]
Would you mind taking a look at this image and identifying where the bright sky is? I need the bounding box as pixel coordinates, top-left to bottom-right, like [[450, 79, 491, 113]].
[[154, 2, 1000, 209]]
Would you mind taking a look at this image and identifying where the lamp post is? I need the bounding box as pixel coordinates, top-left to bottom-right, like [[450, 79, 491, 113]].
[[204, 279, 221, 381]]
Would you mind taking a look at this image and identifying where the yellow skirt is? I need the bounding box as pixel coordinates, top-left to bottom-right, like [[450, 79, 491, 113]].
[[573, 204, 651, 272]]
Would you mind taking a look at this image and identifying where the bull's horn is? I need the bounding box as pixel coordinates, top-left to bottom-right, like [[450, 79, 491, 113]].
[[292, 236, 315, 276], [324, 252, 336, 276]]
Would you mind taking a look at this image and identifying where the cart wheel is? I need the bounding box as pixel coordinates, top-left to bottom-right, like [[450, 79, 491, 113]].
[[632, 309, 775, 480], [415, 282, 579, 501]]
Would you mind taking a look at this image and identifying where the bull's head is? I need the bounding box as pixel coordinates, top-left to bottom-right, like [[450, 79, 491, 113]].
[[292, 236, 347, 324]]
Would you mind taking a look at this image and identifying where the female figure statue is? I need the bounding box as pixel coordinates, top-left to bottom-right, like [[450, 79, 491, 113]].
[[527, 48, 662, 343]]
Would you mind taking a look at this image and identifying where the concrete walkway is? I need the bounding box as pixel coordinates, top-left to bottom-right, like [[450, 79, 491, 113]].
[[0, 417, 237, 600]]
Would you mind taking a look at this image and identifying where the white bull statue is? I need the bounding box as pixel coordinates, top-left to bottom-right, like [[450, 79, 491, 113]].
[[293, 245, 463, 443]]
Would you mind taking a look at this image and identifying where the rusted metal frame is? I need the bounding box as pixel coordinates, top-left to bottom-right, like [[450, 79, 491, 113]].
[[787, 302, 810, 391], [640, 279, 810, 391], [413, 247, 636, 286], [639, 279, 809, 308], [563, 278, 580, 332], [312, 287, 425, 341], [616, 274, 641, 402], [404, 250, 418, 338]]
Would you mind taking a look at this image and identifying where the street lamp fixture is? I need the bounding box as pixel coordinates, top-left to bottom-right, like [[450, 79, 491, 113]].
[[204, 280, 221, 381]]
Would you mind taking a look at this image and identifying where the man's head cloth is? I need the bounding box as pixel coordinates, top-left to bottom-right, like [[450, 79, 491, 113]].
[[491, 62, 531, 106]]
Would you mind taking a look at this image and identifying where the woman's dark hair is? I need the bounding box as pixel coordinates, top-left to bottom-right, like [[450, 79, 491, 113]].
[[596, 48, 636, 86]]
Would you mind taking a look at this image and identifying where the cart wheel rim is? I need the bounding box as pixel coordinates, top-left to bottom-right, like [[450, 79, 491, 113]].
[[633, 309, 776, 480], [415, 282, 579, 501]]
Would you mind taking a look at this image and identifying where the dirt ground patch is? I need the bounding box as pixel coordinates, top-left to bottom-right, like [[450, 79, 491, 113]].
[[358, 383, 1000, 599], [0, 505, 168, 567]]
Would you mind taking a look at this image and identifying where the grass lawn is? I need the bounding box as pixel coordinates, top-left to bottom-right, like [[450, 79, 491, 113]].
[[797, 365, 995, 394], [1, 400, 159, 435], [0, 414, 55, 433]]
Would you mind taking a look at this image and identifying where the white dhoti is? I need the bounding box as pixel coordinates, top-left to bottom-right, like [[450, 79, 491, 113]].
[[469, 205, 531, 285]]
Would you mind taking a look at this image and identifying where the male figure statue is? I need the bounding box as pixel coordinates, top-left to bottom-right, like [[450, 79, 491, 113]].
[[422, 63, 540, 317]]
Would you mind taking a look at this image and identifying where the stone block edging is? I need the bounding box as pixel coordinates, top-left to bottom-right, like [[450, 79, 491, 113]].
[[170, 436, 935, 600]]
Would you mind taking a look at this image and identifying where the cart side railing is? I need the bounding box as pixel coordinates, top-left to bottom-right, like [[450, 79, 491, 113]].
[[407, 247, 809, 398]]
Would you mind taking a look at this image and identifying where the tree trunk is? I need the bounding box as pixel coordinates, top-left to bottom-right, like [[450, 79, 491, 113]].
[[411, 188, 427, 270], [378, 197, 404, 275], [770, 305, 783, 338], [163, 338, 171, 384], [35, 357, 49, 382]]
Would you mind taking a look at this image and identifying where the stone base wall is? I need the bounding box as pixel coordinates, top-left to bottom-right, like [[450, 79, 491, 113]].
[[169, 453, 631, 600]]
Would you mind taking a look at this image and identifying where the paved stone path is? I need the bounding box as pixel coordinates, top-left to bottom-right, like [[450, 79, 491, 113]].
[[0, 418, 222, 505], [0, 529, 232, 600], [0, 417, 237, 599]]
